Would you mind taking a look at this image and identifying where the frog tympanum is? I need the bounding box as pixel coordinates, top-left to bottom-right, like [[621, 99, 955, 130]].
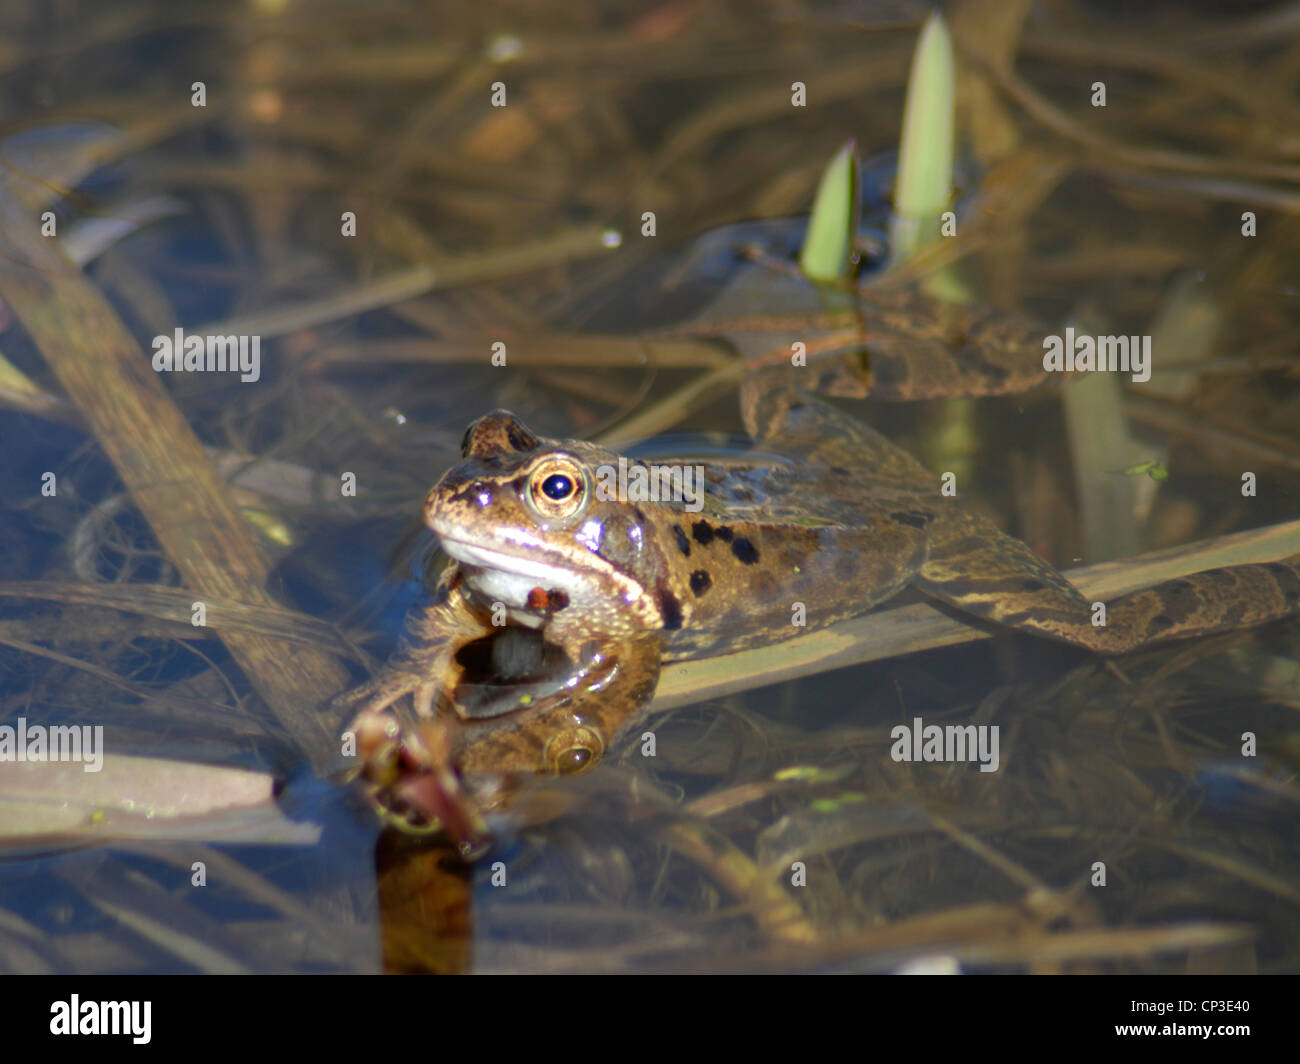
[[334, 360, 1300, 847]]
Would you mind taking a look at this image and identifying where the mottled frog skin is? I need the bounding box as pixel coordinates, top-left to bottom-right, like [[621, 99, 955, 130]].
[[335, 366, 1300, 843]]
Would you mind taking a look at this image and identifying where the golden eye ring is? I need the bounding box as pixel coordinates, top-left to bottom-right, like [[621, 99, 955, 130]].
[[544, 726, 605, 776], [526, 457, 589, 521]]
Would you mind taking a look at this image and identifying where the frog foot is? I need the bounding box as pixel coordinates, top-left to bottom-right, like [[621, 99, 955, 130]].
[[348, 703, 492, 856]]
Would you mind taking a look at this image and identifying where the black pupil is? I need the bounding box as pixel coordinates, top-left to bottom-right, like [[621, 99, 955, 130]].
[[558, 747, 591, 774], [541, 473, 573, 500]]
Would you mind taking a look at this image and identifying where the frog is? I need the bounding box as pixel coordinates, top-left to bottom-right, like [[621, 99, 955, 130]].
[[334, 347, 1300, 847]]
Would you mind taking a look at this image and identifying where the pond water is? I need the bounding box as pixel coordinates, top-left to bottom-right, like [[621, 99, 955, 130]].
[[0, 0, 1297, 974]]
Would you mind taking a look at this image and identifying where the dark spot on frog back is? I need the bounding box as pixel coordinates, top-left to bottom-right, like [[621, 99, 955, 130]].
[[963, 344, 1012, 384], [674, 526, 691, 557], [889, 510, 933, 530], [689, 570, 712, 596], [869, 356, 907, 392], [1265, 561, 1300, 603], [730, 536, 759, 564]]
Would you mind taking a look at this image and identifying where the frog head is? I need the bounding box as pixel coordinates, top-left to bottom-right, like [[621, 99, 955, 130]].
[[425, 410, 685, 645]]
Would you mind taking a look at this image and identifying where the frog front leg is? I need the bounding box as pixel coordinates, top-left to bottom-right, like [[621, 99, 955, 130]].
[[354, 632, 662, 844], [333, 563, 496, 841], [914, 510, 1300, 653], [333, 564, 488, 725], [336, 569, 664, 841]]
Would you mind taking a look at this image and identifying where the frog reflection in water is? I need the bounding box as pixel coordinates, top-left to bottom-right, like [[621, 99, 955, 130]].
[[335, 356, 1300, 844]]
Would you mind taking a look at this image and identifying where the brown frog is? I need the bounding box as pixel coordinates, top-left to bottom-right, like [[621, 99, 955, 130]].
[[335, 353, 1300, 847]]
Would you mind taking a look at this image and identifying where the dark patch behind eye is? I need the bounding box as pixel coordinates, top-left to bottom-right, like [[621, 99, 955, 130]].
[[657, 587, 683, 630]]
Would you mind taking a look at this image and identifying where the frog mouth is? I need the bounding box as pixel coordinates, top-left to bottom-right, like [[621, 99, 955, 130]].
[[435, 528, 648, 626], [437, 536, 584, 593]]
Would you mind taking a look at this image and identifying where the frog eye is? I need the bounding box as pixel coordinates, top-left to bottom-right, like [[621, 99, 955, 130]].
[[526, 457, 588, 520], [545, 727, 605, 776]]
